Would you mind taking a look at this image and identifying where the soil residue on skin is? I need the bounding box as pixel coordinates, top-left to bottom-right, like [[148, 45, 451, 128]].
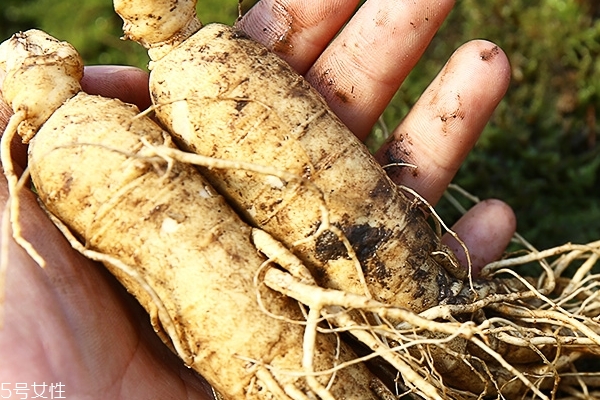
[[271, 3, 297, 56], [378, 133, 418, 181], [272, 23, 297, 56], [315, 223, 392, 267], [307, 67, 355, 105], [437, 94, 465, 134], [480, 45, 500, 62], [334, 88, 350, 104]]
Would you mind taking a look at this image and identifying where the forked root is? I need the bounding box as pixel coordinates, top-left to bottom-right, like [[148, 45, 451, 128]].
[[261, 257, 599, 398], [252, 182, 600, 399], [3, 128, 599, 398]]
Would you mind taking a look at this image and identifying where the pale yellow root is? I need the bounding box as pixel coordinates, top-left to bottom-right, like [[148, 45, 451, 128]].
[[140, 23, 465, 320], [40, 203, 191, 364], [265, 270, 446, 398], [263, 268, 478, 337], [257, 263, 467, 399], [437, 185, 600, 397], [261, 264, 598, 399], [252, 228, 340, 400], [144, 141, 374, 299], [261, 266, 557, 398], [0, 111, 46, 268], [328, 310, 446, 400]]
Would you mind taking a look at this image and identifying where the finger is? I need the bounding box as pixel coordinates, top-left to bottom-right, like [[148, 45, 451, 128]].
[[1, 68, 11, 131], [0, 96, 10, 132], [237, 0, 360, 74], [305, 0, 455, 139], [442, 199, 517, 276], [81, 65, 152, 110], [376, 40, 511, 204]]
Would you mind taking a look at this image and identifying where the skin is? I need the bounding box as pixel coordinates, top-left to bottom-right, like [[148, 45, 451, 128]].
[[0, 0, 515, 398]]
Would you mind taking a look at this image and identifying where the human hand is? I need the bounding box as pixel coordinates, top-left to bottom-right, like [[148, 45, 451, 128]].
[[0, 1, 515, 399]]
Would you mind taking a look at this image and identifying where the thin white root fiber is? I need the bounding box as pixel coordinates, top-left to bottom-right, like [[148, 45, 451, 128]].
[[251, 183, 600, 399], [1, 111, 46, 268]]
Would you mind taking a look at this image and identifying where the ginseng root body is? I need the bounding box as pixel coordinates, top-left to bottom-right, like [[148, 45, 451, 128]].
[[0, 30, 389, 400], [114, 3, 578, 396], [115, 1, 467, 315]]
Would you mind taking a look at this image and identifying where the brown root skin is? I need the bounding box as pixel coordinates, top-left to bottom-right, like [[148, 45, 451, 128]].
[[147, 23, 465, 315]]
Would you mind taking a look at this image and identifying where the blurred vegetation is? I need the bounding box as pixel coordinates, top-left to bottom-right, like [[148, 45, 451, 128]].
[[373, 0, 600, 250], [1, 0, 599, 249], [0, 0, 249, 67]]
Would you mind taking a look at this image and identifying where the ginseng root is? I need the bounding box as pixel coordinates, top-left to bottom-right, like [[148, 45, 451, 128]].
[[112, 0, 600, 397], [0, 29, 392, 400]]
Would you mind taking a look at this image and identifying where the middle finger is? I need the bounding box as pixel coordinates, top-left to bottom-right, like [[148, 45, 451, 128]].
[[306, 0, 455, 140]]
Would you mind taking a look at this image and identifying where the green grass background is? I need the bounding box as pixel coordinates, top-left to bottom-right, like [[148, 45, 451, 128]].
[[2, 0, 599, 250]]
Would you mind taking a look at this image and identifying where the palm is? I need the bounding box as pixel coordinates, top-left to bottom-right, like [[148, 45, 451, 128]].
[[1, 0, 514, 398], [0, 186, 212, 399]]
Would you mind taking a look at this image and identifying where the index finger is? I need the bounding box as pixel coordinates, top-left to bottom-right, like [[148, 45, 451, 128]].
[[237, 0, 360, 74]]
